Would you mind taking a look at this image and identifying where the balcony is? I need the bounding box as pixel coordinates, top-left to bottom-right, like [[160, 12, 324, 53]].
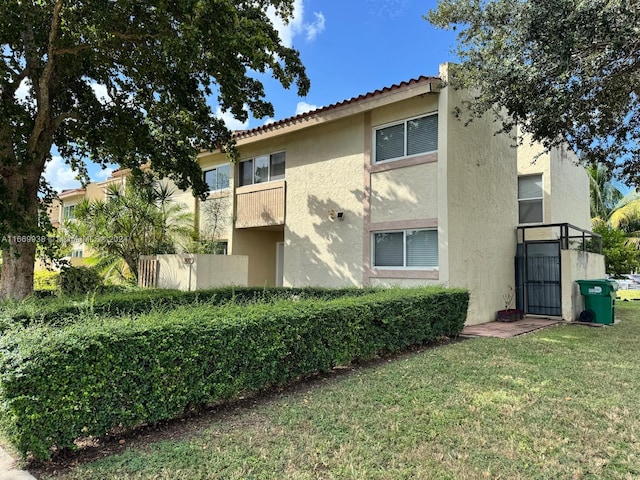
[[235, 180, 285, 228]]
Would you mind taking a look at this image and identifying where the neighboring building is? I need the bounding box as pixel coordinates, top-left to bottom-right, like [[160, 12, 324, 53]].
[[46, 169, 128, 267], [195, 63, 603, 324]]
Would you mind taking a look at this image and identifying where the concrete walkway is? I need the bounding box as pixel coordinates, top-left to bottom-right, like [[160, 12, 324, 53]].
[[461, 316, 563, 338], [0, 447, 36, 480]]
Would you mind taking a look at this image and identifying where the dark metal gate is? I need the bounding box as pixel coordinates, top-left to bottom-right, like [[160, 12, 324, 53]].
[[516, 241, 562, 316]]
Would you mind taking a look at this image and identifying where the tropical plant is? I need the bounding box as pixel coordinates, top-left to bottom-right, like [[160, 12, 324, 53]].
[[64, 180, 194, 281], [592, 222, 640, 276], [0, 0, 309, 300], [586, 163, 624, 221]]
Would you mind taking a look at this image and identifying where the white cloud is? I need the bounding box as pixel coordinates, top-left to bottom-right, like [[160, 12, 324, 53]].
[[267, 0, 325, 47], [306, 12, 325, 42], [215, 106, 250, 131], [295, 101, 318, 115], [91, 166, 115, 182], [44, 156, 81, 192]]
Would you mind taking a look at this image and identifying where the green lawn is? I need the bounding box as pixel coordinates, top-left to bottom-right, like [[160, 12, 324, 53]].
[[34, 302, 640, 480]]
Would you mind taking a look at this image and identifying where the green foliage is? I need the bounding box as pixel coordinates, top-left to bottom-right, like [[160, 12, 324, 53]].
[[64, 181, 194, 281], [58, 267, 103, 296], [0, 286, 374, 331], [0, 287, 468, 460], [0, 0, 309, 300], [428, 0, 640, 183], [593, 223, 640, 276], [33, 270, 59, 291]]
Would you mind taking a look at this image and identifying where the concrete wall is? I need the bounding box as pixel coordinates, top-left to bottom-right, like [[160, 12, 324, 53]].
[[283, 116, 366, 287], [549, 146, 591, 230], [440, 63, 519, 325], [231, 229, 283, 287], [155, 254, 248, 290], [561, 250, 606, 321]]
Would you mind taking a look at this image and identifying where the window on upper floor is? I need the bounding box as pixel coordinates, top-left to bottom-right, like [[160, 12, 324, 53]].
[[203, 164, 231, 191], [373, 229, 438, 269], [374, 113, 438, 164], [518, 174, 543, 224], [62, 205, 76, 220], [239, 152, 286, 187]]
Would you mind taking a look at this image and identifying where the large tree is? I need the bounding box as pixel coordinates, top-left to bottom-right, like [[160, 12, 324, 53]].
[[0, 0, 309, 300], [428, 0, 639, 180]]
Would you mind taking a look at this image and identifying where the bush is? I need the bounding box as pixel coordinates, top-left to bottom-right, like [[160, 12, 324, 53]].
[[0, 287, 468, 460], [33, 270, 59, 292], [2, 286, 375, 330], [58, 266, 103, 295]]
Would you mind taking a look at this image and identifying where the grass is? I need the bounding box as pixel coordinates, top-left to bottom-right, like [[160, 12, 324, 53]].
[[29, 302, 640, 479]]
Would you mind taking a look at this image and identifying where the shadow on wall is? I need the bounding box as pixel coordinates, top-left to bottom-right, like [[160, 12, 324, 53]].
[[284, 190, 365, 287]]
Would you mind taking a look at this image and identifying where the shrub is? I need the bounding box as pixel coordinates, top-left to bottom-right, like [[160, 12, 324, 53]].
[[58, 266, 103, 295], [0, 287, 468, 460], [33, 270, 59, 292], [2, 286, 375, 330]]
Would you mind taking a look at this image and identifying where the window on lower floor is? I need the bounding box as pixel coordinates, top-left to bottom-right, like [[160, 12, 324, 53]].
[[203, 164, 230, 191], [239, 152, 285, 186], [71, 249, 83, 258], [373, 229, 438, 268], [518, 174, 543, 224]]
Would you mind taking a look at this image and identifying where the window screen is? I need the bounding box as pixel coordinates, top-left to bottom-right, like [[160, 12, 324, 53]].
[[375, 124, 405, 162], [407, 115, 438, 156], [374, 232, 404, 267]]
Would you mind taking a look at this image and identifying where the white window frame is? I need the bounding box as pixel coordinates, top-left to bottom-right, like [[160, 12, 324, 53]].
[[518, 174, 544, 225], [203, 163, 231, 192], [373, 112, 438, 165], [371, 228, 439, 270], [62, 204, 76, 221], [238, 151, 286, 187]]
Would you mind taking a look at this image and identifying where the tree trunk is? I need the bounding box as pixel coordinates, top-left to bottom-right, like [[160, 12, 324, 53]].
[[0, 165, 42, 301], [0, 240, 37, 300]]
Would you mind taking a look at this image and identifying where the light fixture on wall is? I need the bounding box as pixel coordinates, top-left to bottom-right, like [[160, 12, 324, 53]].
[[328, 209, 345, 221]]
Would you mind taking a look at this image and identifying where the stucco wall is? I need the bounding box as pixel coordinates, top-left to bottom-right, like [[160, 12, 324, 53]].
[[561, 250, 606, 321], [440, 64, 519, 325], [549, 146, 591, 229], [370, 163, 438, 224], [231, 229, 283, 287], [283, 116, 366, 287], [155, 254, 248, 290]]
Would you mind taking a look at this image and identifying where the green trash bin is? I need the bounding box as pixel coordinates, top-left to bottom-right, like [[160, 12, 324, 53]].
[[576, 279, 618, 325]]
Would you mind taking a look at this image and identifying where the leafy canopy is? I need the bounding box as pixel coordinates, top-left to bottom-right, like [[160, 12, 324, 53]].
[[0, 0, 308, 299], [428, 0, 640, 184]]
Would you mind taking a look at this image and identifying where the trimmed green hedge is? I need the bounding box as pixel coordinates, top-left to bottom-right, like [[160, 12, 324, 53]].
[[0, 287, 468, 460], [0, 286, 374, 332]]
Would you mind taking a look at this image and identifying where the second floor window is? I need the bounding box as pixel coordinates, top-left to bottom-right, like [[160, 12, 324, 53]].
[[374, 113, 438, 164], [239, 152, 285, 187], [518, 175, 543, 224], [204, 164, 230, 191], [63, 205, 76, 220]]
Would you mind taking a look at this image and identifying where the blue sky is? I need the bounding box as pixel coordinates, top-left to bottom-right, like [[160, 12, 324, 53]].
[[44, 0, 457, 192]]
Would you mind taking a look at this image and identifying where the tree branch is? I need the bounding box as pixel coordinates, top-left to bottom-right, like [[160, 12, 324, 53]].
[[53, 112, 80, 129], [27, 0, 64, 160]]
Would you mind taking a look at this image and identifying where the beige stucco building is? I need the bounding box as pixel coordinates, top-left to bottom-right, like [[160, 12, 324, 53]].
[[193, 63, 603, 324], [52, 63, 604, 324]]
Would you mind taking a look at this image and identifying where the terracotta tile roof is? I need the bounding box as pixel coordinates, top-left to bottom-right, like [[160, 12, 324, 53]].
[[233, 75, 441, 141]]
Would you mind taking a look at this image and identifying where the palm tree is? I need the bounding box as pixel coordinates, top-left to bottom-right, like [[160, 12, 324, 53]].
[[609, 190, 640, 249], [64, 181, 194, 281], [586, 163, 623, 221]]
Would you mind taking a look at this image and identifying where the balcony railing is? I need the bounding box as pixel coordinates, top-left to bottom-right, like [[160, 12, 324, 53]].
[[516, 223, 602, 254], [235, 180, 286, 228]]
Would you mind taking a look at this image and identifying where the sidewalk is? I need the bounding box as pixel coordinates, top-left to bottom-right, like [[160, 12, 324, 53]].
[[0, 447, 36, 480]]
